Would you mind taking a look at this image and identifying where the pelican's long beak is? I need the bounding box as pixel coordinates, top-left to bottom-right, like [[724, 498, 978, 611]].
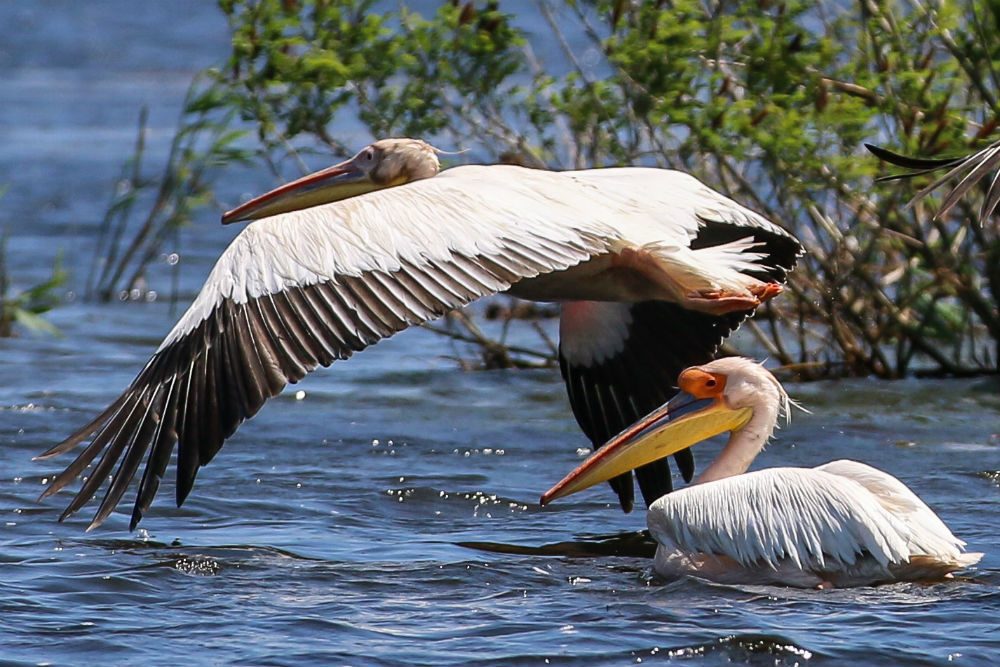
[[221, 155, 375, 224], [540, 392, 752, 505]]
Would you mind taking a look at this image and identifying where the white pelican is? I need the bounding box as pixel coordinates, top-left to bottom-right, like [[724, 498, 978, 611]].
[[541, 357, 982, 588], [37, 138, 801, 530]]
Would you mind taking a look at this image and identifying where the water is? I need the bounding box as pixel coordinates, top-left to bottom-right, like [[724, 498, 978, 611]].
[[1, 3, 999, 665]]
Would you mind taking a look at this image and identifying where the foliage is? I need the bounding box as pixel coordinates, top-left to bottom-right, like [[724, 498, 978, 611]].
[[0, 230, 67, 338], [110, 0, 1000, 377], [89, 74, 253, 302]]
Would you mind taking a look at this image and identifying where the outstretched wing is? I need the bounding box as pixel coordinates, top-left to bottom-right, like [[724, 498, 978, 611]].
[[38, 166, 618, 529]]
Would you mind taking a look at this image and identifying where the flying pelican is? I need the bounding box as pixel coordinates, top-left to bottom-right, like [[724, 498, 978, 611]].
[[866, 141, 1000, 221], [37, 138, 801, 530], [542, 357, 982, 588]]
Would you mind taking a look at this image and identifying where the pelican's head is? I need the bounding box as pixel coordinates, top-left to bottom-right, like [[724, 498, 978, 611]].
[[222, 138, 441, 224], [540, 357, 788, 504]]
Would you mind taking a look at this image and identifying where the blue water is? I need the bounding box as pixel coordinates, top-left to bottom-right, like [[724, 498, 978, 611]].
[[1, 3, 999, 665]]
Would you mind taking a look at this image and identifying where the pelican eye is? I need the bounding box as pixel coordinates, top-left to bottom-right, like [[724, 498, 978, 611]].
[[678, 369, 727, 398]]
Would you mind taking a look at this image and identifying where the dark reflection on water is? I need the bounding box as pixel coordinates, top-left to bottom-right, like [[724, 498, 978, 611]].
[[2, 2, 1000, 666], [459, 530, 658, 559]]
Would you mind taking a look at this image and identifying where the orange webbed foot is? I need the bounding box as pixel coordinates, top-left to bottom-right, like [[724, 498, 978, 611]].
[[749, 282, 783, 303], [685, 291, 761, 315]]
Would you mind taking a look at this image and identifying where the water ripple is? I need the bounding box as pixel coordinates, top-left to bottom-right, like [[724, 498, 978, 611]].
[[2, 3, 1000, 664]]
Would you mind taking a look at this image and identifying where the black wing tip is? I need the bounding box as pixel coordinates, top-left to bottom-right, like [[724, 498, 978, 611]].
[[129, 506, 145, 531], [864, 142, 896, 161], [865, 142, 965, 171], [34, 433, 88, 461]]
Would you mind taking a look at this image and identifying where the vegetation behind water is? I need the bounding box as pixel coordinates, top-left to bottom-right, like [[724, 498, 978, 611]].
[[95, 0, 1000, 379]]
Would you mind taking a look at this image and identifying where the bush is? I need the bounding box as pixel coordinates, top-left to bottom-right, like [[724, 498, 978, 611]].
[[102, 0, 1000, 377]]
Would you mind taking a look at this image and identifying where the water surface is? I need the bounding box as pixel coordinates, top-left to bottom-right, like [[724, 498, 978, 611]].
[[1, 3, 998, 665]]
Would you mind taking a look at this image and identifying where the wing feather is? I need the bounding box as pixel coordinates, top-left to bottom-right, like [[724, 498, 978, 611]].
[[647, 467, 914, 573], [816, 460, 968, 558], [41, 166, 621, 528], [867, 140, 1000, 220]]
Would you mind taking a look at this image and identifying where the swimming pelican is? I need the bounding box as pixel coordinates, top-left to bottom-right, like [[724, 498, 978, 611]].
[[542, 357, 982, 588], [37, 138, 801, 530], [866, 141, 1000, 221]]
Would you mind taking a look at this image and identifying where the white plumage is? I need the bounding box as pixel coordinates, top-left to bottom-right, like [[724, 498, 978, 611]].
[[648, 462, 978, 587]]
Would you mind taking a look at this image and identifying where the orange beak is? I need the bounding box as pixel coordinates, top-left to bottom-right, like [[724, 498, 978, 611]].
[[221, 155, 374, 224], [540, 390, 751, 505]]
